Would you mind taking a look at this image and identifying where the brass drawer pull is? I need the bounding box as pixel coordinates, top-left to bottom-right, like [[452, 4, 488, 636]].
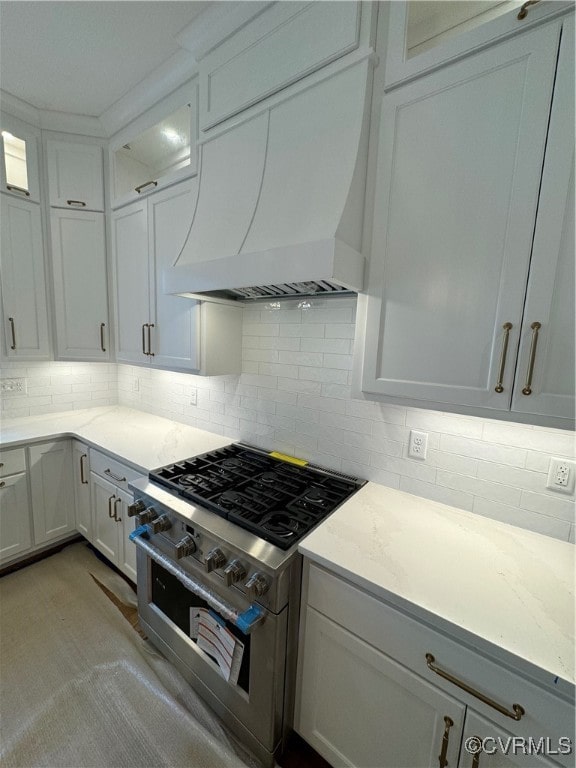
[[134, 180, 157, 194], [104, 468, 127, 483], [114, 497, 122, 522], [80, 453, 88, 484], [6, 184, 30, 197], [438, 716, 454, 768], [426, 654, 525, 720], [471, 738, 483, 768], [100, 322, 107, 353], [0, 481, 5, 489], [494, 322, 512, 393], [521, 321, 541, 395], [66, 199, 86, 207], [108, 494, 116, 518], [142, 323, 148, 355], [8, 317, 16, 350], [518, 0, 540, 19]]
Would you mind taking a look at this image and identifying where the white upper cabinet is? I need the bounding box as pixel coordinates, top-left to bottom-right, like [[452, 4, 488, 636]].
[[46, 139, 104, 211], [110, 82, 199, 209], [0, 112, 41, 202], [1, 194, 51, 359], [384, 0, 573, 88], [50, 208, 109, 360], [360, 16, 574, 427]]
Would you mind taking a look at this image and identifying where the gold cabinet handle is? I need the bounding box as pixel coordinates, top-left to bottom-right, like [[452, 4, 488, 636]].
[[521, 322, 541, 395], [0, 481, 5, 489], [438, 716, 454, 768], [8, 317, 16, 350], [100, 322, 106, 352], [147, 323, 155, 356], [426, 654, 525, 720], [134, 180, 158, 194], [142, 323, 148, 355], [494, 322, 513, 393], [6, 184, 30, 197], [104, 468, 126, 483], [66, 199, 86, 207], [114, 497, 122, 522], [471, 738, 483, 768], [80, 453, 88, 484], [108, 494, 116, 518], [518, 0, 540, 19]]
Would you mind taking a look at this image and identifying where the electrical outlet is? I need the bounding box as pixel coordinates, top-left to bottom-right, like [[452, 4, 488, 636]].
[[547, 458, 576, 494], [0, 377, 27, 397], [408, 430, 428, 460], [190, 388, 197, 406]]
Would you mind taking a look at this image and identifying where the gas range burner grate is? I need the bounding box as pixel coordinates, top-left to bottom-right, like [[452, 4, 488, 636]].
[[149, 443, 365, 550]]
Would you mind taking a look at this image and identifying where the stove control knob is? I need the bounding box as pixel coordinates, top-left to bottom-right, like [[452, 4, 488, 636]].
[[137, 508, 158, 524], [245, 573, 269, 601], [205, 547, 227, 573], [174, 534, 196, 559], [127, 499, 146, 517], [223, 559, 246, 587], [148, 514, 172, 534]]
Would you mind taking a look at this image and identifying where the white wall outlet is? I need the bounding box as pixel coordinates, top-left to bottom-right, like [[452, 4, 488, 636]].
[[189, 388, 197, 406], [408, 430, 428, 460], [547, 458, 576, 494], [0, 377, 27, 397]]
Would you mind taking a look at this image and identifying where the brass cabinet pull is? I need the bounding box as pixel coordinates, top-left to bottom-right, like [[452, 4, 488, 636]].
[[142, 323, 148, 355], [66, 199, 86, 207], [134, 180, 158, 194], [6, 184, 30, 197], [108, 494, 116, 518], [104, 468, 127, 483], [80, 453, 88, 484], [426, 654, 525, 720], [518, 0, 540, 19], [494, 322, 513, 393], [147, 323, 155, 356], [0, 481, 5, 489], [471, 738, 483, 768], [521, 322, 541, 395], [100, 322, 106, 352], [8, 317, 16, 350], [114, 497, 122, 522], [438, 716, 454, 768]]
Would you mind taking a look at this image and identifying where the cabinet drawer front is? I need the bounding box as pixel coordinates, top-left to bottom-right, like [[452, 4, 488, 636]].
[[0, 447, 26, 476], [305, 563, 575, 759], [89, 449, 142, 492]]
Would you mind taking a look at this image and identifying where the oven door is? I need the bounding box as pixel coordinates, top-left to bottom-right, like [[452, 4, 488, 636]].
[[135, 546, 288, 760]]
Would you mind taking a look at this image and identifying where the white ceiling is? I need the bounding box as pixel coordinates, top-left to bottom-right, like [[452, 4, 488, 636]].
[[0, 1, 210, 117]]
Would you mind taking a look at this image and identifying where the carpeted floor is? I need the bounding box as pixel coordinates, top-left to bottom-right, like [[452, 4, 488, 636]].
[[0, 542, 262, 768]]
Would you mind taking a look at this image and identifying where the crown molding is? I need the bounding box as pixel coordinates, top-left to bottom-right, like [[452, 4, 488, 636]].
[[0, 91, 40, 127]]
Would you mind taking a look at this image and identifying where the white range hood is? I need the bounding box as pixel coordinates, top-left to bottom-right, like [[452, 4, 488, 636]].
[[164, 59, 372, 304]]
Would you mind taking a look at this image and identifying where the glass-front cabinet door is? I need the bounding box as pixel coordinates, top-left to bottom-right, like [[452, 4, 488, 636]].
[[0, 112, 41, 202]]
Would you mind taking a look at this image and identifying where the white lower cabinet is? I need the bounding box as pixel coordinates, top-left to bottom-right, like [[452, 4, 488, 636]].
[[72, 440, 91, 540], [28, 441, 74, 545], [0, 448, 31, 564], [296, 562, 575, 768], [89, 448, 141, 582]]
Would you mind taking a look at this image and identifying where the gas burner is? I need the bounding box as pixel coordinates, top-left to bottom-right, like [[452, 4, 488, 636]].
[[217, 490, 247, 508], [257, 472, 280, 485], [261, 513, 302, 537], [178, 474, 214, 492], [220, 458, 244, 471], [303, 487, 331, 506], [178, 474, 201, 487]]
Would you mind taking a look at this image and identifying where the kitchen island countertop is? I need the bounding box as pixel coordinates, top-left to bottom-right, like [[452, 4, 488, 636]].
[[1, 406, 573, 697]]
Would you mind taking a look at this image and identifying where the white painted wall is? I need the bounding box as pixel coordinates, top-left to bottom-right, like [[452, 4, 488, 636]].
[[1, 296, 574, 543]]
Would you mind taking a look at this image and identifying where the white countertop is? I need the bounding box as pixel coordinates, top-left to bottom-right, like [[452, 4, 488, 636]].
[[299, 482, 575, 693], [0, 406, 232, 471], [2, 406, 574, 694]]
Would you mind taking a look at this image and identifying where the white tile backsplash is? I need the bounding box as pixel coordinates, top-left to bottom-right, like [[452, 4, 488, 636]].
[[2, 297, 574, 542]]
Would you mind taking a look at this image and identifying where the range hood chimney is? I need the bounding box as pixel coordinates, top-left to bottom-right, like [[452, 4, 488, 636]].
[[164, 59, 373, 304]]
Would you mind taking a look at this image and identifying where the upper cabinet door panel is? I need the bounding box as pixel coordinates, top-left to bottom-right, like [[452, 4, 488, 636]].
[[46, 140, 104, 211], [200, 2, 361, 131], [50, 209, 109, 361], [0, 194, 50, 359], [361, 22, 561, 410], [385, 0, 573, 89], [0, 113, 41, 202], [511, 16, 575, 421]]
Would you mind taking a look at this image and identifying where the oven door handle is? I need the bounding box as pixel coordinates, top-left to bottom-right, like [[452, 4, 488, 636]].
[[129, 526, 266, 635]]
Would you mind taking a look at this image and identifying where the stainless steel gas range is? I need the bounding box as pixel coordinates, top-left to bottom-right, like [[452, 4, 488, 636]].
[[128, 443, 365, 767]]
